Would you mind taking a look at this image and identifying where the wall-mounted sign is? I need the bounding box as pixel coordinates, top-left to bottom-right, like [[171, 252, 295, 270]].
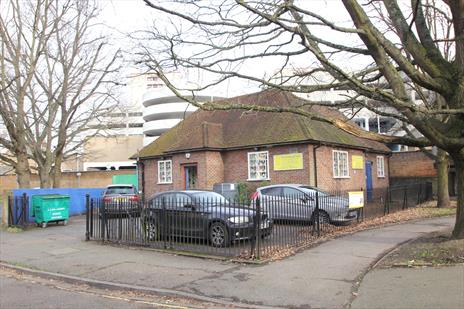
[[273, 153, 303, 171], [352, 155, 364, 169], [348, 191, 364, 208]]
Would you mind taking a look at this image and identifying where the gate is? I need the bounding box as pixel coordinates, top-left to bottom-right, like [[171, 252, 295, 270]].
[[8, 193, 29, 227]]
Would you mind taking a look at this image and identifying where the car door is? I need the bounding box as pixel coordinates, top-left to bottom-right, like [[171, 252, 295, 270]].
[[149, 193, 172, 235], [260, 187, 283, 220], [174, 193, 204, 238], [282, 187, 313, 220]]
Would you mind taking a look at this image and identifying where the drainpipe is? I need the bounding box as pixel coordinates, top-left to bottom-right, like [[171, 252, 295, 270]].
[[313, 143, 322, 187], [138, 159, 145, 203]]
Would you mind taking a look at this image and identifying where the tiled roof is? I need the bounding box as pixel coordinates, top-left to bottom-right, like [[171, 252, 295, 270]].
[[135, 90, 390, 159]]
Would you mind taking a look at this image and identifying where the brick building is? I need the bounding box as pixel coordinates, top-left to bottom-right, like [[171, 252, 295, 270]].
[[134, 90, 390, 199], [390, 150, 457, 196]]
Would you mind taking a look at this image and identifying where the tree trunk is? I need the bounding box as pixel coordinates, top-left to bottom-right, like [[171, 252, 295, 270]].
[[38, 167, 52, 188], [451, 150, 464, 239], [436, 149, 450, 208], [15, 152, 31, 188], [52, 153, 63, 188]]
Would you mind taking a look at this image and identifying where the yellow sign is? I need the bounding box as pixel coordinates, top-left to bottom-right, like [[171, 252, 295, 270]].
[[273, 153, 304, 171], [348, 191, 364, 208], [352, 155, 364, 169]]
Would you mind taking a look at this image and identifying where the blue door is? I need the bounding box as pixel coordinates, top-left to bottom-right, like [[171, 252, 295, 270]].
[[184, 165, 197, 190], [365, 161, 373, 201]]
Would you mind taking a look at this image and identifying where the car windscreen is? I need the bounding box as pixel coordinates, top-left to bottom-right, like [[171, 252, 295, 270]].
[[190, 192, 229, 205], [105, 187, 135, 195], [299, 186, 330, 197]]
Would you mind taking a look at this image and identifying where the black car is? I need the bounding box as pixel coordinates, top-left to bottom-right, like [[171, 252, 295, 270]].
[[144, 190, 273, 247]]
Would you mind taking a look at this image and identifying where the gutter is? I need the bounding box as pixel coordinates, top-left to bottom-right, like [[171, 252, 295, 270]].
[[140, 139, 390, 160]]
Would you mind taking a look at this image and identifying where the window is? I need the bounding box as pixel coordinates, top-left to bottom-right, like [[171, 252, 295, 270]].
[[261, 187, 282, 196], [158, 160, 172, 184], [283, 187, 305, 199], [333, 150, 349, 178], [248, 151, 269, 181], [377, 156, 385, 177]]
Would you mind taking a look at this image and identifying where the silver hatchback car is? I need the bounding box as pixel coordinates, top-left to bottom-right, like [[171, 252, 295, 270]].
[[251, 184, 358, 225]]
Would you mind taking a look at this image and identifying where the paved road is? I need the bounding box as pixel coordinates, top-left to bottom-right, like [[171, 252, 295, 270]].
[[0, 216, 456, 308], [0, 273, 154, 309]]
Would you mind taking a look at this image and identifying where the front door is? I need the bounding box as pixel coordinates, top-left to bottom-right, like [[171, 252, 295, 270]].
[[184, 165, 198, 190], [365, 161, 373, 202]]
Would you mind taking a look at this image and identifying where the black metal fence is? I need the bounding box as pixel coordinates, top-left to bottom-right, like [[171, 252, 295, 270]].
[[85, 182, 432, 260], [8, 193, 29, 228]]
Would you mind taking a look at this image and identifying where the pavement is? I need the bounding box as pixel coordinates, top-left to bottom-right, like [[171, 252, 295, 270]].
[[351, 266, 464, 309], [0, 215, 462, 308]]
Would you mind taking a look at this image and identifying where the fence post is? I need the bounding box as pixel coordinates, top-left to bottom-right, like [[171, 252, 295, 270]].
[[417, 183, 422, 204], [402, 187, 408, 210], [22, 193, 28, 227], [100, 199, 106, 241], [315, 191, 320, 237], [250, 197, 259, 258], [162, 196, 167, 249], [7, 195, 13, 226], [90, 198, 94, 238], [256, 198, 261, 260], [384, 188, 389, 215], [85, 194, 90, 241]]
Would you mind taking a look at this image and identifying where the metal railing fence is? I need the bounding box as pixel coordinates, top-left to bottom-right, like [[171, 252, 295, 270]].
[[85, 182, 433, 260]]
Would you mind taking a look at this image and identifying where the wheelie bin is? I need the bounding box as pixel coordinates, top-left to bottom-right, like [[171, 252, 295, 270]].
[[32, 195, 70, 228]]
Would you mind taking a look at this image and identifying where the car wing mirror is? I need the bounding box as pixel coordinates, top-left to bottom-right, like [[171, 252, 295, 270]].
[[184, 204, 196, 210], [301, 196, 314, 203]]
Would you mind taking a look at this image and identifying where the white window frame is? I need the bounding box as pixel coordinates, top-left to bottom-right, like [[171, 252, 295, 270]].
[[158, 160, 173, 184], [332, 150, 350, 178], [377, 156, 385, 178], [247, 151, 270, 181]]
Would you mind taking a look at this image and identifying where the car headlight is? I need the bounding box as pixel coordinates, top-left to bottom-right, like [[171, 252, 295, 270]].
[[228, 216, 250, 224]]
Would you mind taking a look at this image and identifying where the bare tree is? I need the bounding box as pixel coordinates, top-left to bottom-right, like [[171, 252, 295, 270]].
[[138, 0, 464, 238], [0, 0, 121, 188]]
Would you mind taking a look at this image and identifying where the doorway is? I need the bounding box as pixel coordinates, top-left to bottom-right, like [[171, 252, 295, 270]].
[[365, 161, 373, 202], [184, 165, 198, 190]]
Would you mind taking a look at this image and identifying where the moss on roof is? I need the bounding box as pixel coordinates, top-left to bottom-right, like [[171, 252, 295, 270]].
[[136, 90, 390, 159]]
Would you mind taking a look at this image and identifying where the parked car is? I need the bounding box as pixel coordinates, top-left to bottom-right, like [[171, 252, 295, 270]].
[[251, 184, 358, 225], [102, 184, 141, 217], [144, 190, 273, 247]]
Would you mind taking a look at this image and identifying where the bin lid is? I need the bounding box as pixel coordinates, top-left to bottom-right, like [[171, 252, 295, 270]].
[[35, 194, 70, 199]]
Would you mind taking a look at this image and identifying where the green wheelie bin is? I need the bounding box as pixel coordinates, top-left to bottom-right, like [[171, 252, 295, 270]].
[[32, 195, 70, 228]]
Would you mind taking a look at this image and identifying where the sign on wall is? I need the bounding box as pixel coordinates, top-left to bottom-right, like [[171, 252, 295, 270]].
[[348, 191, 364, 208], [351, 155, 364, 169], [273, 153, 304, 171]]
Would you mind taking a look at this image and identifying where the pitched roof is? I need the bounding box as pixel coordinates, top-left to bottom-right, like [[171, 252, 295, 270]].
[[136, 90, 390, 159]]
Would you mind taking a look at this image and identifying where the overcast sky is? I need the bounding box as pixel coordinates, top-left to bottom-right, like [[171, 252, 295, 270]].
[[97, 0, 382, 99]]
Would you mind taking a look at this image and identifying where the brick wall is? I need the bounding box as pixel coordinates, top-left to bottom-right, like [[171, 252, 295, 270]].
[[390, 151, 436, 178], [316, 146, 364, 191], [366, 153, 390, 189], [223, 144, 312, 185], [0, 169, 135, 197], [140, 143, 389, 196]]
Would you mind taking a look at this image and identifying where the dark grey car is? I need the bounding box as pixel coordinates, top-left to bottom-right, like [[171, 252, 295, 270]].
[[102, 184, 141, 217], [144, 190, 273, 247], [252, 184, 358, 225]]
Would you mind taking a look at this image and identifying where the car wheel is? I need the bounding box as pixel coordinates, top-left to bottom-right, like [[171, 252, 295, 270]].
[[209, 222, 229, 247], [312, 210, 330, 226], [145, 220, 159, 241]]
